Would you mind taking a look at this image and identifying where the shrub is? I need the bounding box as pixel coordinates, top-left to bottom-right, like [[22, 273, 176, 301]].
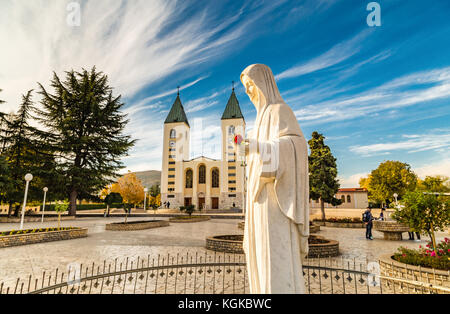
[[393, 238, 450, 271]]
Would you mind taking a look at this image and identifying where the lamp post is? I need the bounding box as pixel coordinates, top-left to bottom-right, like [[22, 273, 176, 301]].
[[41, 187, 48, 223], [393, 193, 399, 208], [144, 188, 149, 211], [20, 174, 33, 230]]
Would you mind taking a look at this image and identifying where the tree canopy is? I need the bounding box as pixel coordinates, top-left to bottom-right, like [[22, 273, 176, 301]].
[[36, 67, 135, 215], [360, 160, 417, 206]]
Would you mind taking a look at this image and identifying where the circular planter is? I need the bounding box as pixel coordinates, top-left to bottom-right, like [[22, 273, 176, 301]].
[[310, 224, 321, 233], [206, 235, 244, 254], [169, 216, 211, 223], [373, 220, 410, 241], [0, 227, 88, 248], [378, 254, 450, 288], [308, 235, 340, 258], [324, 222, 365, 229], [106, 220, 169, 231]]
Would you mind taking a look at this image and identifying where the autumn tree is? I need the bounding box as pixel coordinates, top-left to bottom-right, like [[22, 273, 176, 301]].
[[36, 67, 135, 216], [417, 176, 450, 193], [112, 173, 144, 223], [308, 132, 342, 220], [363, 161, 417, 206]]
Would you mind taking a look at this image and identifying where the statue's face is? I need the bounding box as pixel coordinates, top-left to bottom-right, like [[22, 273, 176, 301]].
[[242, 75, 258, 104]]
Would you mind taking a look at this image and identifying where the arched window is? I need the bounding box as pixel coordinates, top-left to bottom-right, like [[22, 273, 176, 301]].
[[341, 195, 345, 203], [347, 195, 351, 203], [170, 129, 176, 139], [199, 165, 206, 184], [228, 126, 235, 135], [212, 169, 219, 188], [185, 169, 193, 189]]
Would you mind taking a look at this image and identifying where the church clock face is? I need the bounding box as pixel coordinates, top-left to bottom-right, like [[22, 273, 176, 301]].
[[170, 141, 176, 147]]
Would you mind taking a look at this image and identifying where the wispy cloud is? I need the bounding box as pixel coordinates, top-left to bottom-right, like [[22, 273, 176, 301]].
[[293, 66, 450, 126], [349, 129, 450, 156], [276, 30, 370, 80]]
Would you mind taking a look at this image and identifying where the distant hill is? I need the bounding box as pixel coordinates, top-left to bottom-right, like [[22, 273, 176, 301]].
[[133, 170, 161, 188]]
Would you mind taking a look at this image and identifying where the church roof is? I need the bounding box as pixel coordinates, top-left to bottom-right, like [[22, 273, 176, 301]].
[[221, 89, 244, 121], [165, 94, 190, 127]]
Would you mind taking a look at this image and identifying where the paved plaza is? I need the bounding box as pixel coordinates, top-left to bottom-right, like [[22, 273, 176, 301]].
[[0, 217, 448, 290]]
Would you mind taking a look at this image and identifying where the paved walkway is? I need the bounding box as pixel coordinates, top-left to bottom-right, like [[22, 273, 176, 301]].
[[0, 217, 447, 290]]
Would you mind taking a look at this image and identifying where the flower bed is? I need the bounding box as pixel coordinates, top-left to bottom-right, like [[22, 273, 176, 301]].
[[0, 227, 88, 248], [392, 239, 450, 271], [313, 218, 365, 229], [169, 216, 211, 223], [105, 220, 169, 231]]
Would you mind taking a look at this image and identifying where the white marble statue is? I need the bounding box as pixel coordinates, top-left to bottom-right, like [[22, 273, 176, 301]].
[[240, 64, 310, 294]]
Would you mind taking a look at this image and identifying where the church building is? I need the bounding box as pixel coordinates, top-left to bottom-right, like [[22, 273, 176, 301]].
[[161, 88, 246, 211]]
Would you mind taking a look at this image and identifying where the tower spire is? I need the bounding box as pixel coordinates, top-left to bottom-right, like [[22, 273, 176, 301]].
[[177, 86, 180, 96]]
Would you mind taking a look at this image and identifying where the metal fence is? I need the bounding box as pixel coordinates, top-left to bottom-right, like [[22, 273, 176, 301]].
[[1, 253, 448, 294]]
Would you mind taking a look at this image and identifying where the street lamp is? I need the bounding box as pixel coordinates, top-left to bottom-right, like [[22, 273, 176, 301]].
[[20, 174, 33, 230], [41, 187, 48, 223], [144, 188, 149, 211], [393, 193, 399, 208]]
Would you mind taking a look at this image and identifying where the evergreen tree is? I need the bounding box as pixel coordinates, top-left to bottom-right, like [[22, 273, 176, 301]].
[[1, 91, 54, 216], [308, 132, 342, 220], [36, 67, 135, 216], [0, 155, 12, 203]]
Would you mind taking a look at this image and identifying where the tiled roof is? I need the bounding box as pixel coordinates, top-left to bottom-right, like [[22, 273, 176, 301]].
[[165, 94, 189, 127], [221, 89, 244, 121]]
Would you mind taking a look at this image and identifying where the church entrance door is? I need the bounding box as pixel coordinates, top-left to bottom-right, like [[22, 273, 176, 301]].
[[184, 198, 192, 207], [211, 198, 219, 210], [198, 198, 205, 210]]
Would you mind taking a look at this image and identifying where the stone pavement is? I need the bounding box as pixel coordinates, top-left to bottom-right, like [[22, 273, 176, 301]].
[[0, 217, 447, 292]]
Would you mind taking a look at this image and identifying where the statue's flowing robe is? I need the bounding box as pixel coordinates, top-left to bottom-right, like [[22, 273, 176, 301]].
[[242, 64, 309, 294]]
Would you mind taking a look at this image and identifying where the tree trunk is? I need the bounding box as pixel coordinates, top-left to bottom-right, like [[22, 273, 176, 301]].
[[320, 199, 326, 221], [13, 204, 20, 217], [7, 202, 13, 218], [69, 190, 77, 216]]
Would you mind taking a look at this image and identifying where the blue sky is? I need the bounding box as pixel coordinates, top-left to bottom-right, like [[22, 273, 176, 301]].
[[1, 0, 449, 187]]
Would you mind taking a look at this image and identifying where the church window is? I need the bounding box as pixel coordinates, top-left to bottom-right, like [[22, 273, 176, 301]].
[[347, 195, 351, 203], [199, 165, 206, 184], [341, 195, 346, 203], [185, 169, 193, 189], [212, 169, 219, 188], [228, 126, 235, 135], [170, 129, 176, 139]]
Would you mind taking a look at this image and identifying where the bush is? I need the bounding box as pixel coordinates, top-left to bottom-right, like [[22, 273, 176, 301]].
[[40, 203, 124, 211], [393, 238, 450, 271], [179, 205, 196, 217]]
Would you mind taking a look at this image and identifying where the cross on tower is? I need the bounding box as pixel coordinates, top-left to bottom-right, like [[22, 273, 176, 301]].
[[177, 86, 180, 96]]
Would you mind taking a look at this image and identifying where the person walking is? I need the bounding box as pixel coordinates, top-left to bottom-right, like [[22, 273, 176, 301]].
[[379, 207, 386, 221], [167, 201, 171, 209], [363, 207, 374, 240]]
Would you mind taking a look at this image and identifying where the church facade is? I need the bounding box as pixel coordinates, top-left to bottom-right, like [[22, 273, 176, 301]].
[[161, 89, 246, 211]]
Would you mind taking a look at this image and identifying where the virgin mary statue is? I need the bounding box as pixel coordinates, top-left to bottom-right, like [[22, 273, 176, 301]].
[[240, 64, 309, 294]]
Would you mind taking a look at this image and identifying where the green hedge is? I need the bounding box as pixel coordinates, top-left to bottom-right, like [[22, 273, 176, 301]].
[[40, 203, 124, 211]]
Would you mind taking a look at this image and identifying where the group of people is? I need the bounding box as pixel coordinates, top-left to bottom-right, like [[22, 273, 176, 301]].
[[362, 206, 420, 241]]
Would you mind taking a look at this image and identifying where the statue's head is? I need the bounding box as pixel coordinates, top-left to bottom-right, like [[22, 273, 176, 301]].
[[240, 64, 283, 110]]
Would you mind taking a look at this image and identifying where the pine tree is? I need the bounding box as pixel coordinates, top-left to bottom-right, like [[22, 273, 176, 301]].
[[1, 91, 54, 216], [308, 132, 342, 220], [36, 67, 135, 216]]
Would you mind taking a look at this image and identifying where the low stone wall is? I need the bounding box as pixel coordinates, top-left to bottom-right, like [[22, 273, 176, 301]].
[[105, 220, 170, 231], [308, 235, 340, 258], [206, 235, 244, 254], [0, 228, 88, 248], [169, 216, 211, 223], [379, 254, 450, 288], [0, 216, 76, 223]]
